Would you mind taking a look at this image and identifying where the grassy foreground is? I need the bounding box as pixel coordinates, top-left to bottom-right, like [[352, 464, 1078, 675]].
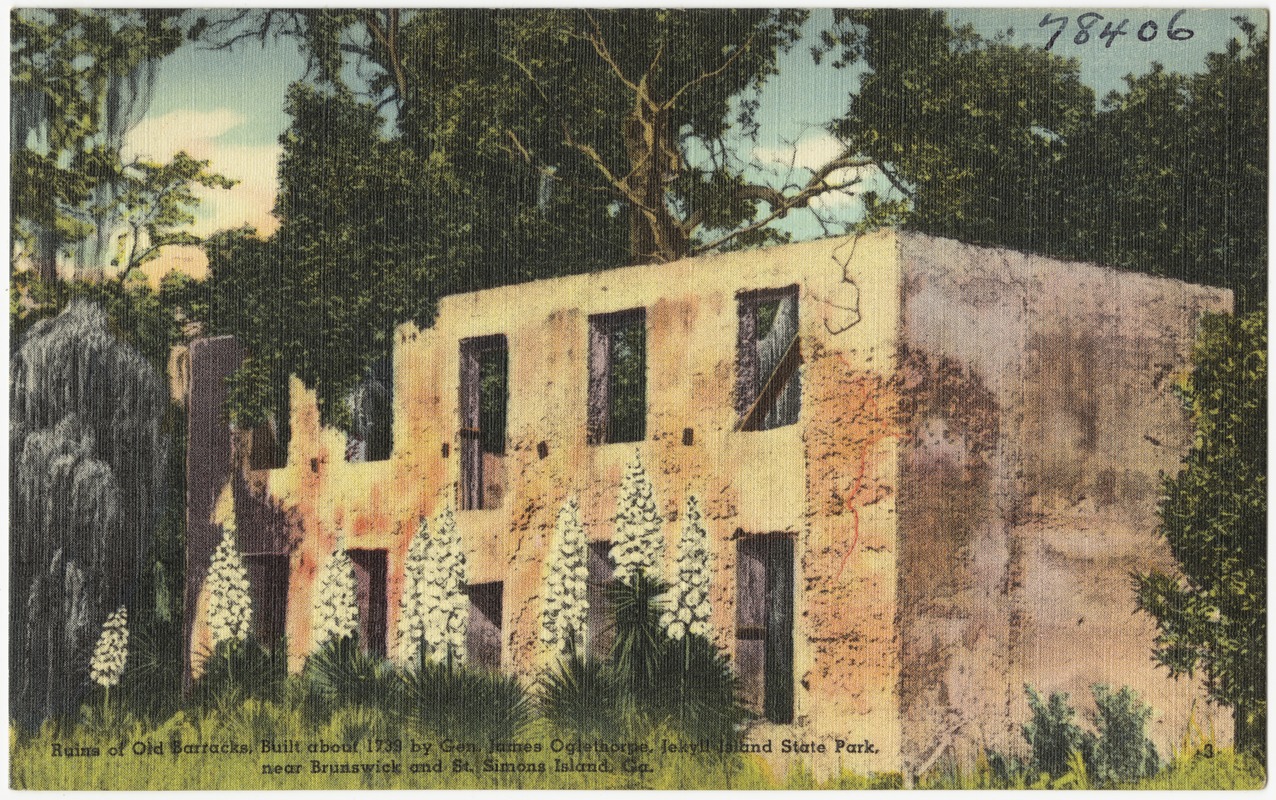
[[11, 699, 1264, 790]]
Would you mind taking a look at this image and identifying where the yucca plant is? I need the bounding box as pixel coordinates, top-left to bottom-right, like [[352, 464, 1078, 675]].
[[402, 656, 533, 742], [302, 635, 400, 718], [538, 648, 623, 737], [192, 637, 289, 710]]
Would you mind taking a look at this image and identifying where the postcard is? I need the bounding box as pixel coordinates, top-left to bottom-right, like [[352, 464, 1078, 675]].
[[9, 7, 1267, 790]]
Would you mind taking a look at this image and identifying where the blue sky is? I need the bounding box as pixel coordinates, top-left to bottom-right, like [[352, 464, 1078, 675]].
[[124, 7, 1266, 272]]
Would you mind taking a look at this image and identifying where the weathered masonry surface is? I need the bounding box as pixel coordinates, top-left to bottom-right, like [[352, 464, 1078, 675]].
[[182, 230, 1232, 777]]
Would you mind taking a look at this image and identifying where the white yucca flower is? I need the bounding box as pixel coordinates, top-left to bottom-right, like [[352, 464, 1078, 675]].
[[660, 495, 714, 641], [539, 497, 590, 657], [313, 546, 359, 646], [419, 506, 468, 664], [396, 517, 433, 663], [205, 524, 253, 645], [610, 450, 664, 585], [90, 605, 129, 689]]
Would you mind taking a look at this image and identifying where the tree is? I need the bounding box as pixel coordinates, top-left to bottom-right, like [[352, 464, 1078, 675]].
[[11, 9, 185, 281], [203, 84, 442, 430], [1134, 310, 1266, 757], [819, 10, 1096, 256], [1079, 21, 1267, 311], [10, 300, 168, 728], [820, 12, 1267, 310], [199, 10, 893, 267], [112, 152, 237, 274]]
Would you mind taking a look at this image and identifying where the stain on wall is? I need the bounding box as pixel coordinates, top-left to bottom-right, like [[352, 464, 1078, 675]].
[[182, 229, 1231, 777]]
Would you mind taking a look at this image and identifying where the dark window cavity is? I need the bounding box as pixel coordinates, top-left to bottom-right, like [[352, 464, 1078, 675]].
[[249, 381, 291, 470], [466, 581, 504, 669], [244, 552, 289, 647], [736, 534, 795, 723], [459, 335, 509, 510], [349, 549, 388, 657], [345, 354, 393, 463], [586, 541, 616, 660], [587, 309, 647, 444], [736, 286, 801, 431]]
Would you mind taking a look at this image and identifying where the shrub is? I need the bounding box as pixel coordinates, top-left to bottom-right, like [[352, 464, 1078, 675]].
[[402, 657, 533, 742], [1090, 684, 1159, 783], [302, 635, 399, 716], [312, 548, 359, 646], [192, 638, 288, 709], [1022, 685, 1095, 780], [538, 653, 622, 737], [539, 497, 590, 659]]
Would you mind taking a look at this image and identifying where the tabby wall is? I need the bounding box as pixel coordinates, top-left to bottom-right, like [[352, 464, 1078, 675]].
[[894, 233, 1233, 771], [182, 229, 1229, 778], [200, 233, 905, 773]]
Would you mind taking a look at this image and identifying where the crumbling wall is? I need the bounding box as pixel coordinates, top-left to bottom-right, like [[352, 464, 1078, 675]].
[[231, 234, 905, 774], [896, 232, 1234, 769]]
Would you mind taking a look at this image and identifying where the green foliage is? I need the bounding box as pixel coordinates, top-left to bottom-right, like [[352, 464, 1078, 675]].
[[402, 656, 534, 743], [821, 12, 1267, 309], [301, 636, 400, 716], [1135, 309, 1267, 756], [203, 84, 442, 429], [538, 653, 624, 737], [192, 639, 289, 710], [1022, 685, 1095, 781], [601, 575, 745, 741], [12, 270, 189, 369], [1082, 22, 1267, 311], [1090, 684, 1160, 783], [605, 317, 646, 443], [823, 9, 1094, 258], [11, 10, 233, 280], [114, 151, 237, 270]]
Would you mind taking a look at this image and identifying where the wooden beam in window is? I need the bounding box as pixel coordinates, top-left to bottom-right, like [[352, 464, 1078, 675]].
[[736, 333, 802, 432]]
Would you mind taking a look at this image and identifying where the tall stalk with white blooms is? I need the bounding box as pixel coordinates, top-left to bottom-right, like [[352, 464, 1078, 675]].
[[610, 450, 664, 585], [205, 524, 253, 646], [396, 517, 432, 664], [540, 497, 590, 659], [90, 605, 129, 711], [660, 495, 713, 641], [419, 506, 468, 667], [313, 545, 359, 647]]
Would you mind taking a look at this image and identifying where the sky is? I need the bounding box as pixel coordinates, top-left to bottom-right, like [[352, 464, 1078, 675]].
[[121, 7, 1267, 277]]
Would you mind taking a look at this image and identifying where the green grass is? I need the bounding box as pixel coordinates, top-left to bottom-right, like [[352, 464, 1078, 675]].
[[12, 676, 1265, 790], [11, 698, 777, 790]]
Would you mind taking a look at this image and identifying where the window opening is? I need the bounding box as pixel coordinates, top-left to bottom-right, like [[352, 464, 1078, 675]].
[[466, 581, 504, 669], [345, 354, 393, 463], [588, 309, 646, 444], [244, 552, 288, 647], [460, 335, 508, 510], [349, 549, 388, 656], [736, 287, 801, 431], [248, 381, 291, 470], [586, 541, 616, 660], [735, 534, 795, 723]]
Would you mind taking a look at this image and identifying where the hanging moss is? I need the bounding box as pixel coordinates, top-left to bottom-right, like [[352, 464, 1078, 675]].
[[10, 300, 167, 728]]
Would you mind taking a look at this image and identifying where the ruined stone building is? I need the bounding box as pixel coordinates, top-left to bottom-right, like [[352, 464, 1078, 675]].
[[181, 230, 1232, 776]]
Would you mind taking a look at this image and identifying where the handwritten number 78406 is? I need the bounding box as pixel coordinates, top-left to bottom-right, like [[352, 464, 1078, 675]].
[[1040, 10, 1194, 50]]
